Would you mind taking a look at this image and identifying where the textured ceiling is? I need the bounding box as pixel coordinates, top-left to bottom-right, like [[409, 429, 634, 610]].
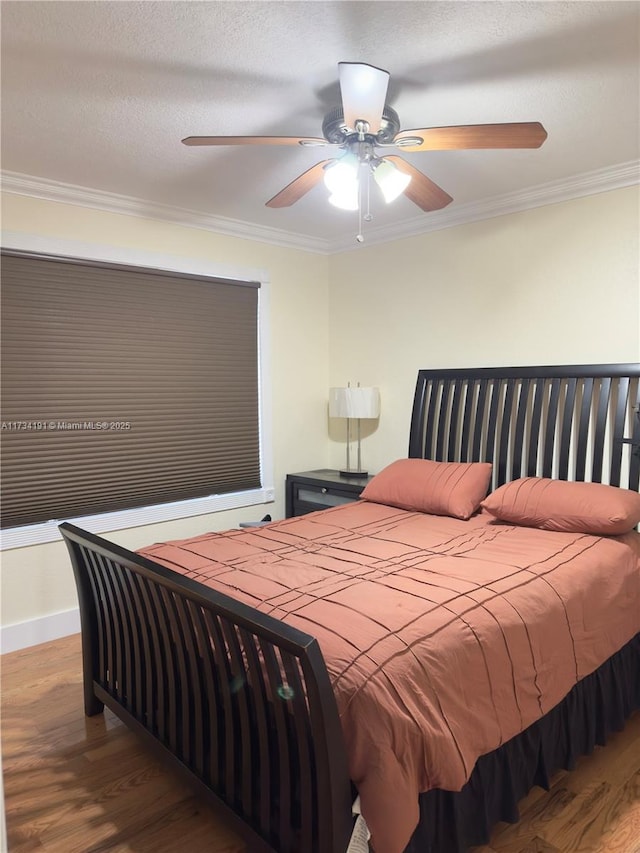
[[1, 1, 639, 248]]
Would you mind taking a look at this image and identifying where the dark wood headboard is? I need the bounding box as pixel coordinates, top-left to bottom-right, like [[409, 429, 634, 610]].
[[409, 364, 640, 491]]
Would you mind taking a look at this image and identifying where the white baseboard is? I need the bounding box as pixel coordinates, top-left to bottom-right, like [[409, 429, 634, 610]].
[[1, 607, 80, 654]]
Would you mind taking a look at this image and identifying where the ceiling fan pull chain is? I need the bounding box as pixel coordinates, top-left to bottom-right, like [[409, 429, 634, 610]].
[[365, 167, 373, 223], [356, 166, 364, 243], [356, 166, 374, 244]]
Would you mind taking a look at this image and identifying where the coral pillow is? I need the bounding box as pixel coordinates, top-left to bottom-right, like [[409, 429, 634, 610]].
[[481, 477, 640, 535], [360, 458, 492, 520]]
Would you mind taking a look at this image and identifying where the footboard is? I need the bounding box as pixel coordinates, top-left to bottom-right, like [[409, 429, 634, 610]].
[[59, 523, 353, 853]]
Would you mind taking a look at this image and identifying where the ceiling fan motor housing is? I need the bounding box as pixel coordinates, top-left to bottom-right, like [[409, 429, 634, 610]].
[[322, 105, 401, 144]]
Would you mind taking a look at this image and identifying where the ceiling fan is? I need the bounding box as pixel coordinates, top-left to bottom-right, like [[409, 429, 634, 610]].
[[182, 62, 547, 215]]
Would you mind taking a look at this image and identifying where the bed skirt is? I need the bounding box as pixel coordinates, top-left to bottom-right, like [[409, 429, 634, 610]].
[[406, 632, 640, 853]]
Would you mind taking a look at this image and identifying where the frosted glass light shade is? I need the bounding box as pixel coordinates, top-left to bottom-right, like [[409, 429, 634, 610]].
[[373, 159, 411, 203], [328, 190, 359, 211], [329, 386, 380, 419], [324, 156, 360, 210], [324, 158, 358, 194]]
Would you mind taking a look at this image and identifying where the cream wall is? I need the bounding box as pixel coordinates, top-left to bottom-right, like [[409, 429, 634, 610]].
[[0, 193, 330, 637], [327, 186, 640, 474]]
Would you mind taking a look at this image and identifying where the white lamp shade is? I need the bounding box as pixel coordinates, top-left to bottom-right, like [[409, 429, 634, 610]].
[[329, 386, 380, 419]]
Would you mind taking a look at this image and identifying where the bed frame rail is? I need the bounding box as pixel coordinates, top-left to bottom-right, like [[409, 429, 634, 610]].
[[409, 363, 640, 491], [59, 522, 353, 853]]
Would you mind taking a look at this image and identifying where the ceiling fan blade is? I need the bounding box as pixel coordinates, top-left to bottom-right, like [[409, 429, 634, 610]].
[[182, 135, 329, 147], [384, 156, 453, 211], [393, 122, 548, 151], [266, 160, 333, 208], [338, 62, 390, 134]]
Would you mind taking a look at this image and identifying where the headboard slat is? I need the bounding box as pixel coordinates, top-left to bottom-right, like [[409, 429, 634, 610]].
[[542, 378, 561, 478], [460, 380, 475, 462], [630, 381, 640, 487], [471, 380, 488, 462], [514, 378, 531, 481], [558, 378, 577, 481], [448, 380, 464, 461], [486, 380, 503, 468], [435, 382, 452, 461], [591, 377, 612, 484], [424, 379, 440, 460], [576, 378, 595, 482], [527, 379, 545, 477], [498, 379, 517, 485], [610, 376, 630, 487]]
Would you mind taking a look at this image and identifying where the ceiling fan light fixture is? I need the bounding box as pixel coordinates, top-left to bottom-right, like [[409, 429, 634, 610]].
[[324, 155, 360, 209], [372, 158, 411, 203], [324, 155, 358, 192], [328, 189, 359, 211]]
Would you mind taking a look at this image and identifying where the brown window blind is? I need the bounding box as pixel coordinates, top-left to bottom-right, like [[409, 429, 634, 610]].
[[1, 250, 261, 528]]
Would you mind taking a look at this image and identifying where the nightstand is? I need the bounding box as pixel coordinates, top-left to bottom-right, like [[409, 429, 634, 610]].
[[285, 469, 374, 518]]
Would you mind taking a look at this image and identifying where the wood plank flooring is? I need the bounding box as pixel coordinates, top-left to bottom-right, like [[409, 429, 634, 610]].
[[2, 634, 639, 852]]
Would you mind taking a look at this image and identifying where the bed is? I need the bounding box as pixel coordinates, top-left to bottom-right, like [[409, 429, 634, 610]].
[[60, 363, 640, 853]]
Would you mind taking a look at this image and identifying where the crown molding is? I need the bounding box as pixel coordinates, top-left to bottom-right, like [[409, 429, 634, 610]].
[[2, 161, 638, 256], [328, 160, 640, 252], [0, 171, 331, 255]]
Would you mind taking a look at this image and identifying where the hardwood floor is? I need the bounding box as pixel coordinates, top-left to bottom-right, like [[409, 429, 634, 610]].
[[2, 634, 639, 852]]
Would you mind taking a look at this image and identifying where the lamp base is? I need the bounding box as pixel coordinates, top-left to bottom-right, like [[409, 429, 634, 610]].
[[339, 469, 369, 478]]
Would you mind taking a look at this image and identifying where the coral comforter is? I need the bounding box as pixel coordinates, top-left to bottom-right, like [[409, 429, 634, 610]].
[[139, 501, 640, 853]]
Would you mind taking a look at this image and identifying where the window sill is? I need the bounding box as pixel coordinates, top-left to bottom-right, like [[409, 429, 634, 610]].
[[0, 487, 276, 551]]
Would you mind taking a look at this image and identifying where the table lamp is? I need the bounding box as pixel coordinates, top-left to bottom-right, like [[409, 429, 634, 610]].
[[329, 384, 380, 477]]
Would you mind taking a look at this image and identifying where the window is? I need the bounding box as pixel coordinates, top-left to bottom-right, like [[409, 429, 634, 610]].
[[1, 240, 272, 546]]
